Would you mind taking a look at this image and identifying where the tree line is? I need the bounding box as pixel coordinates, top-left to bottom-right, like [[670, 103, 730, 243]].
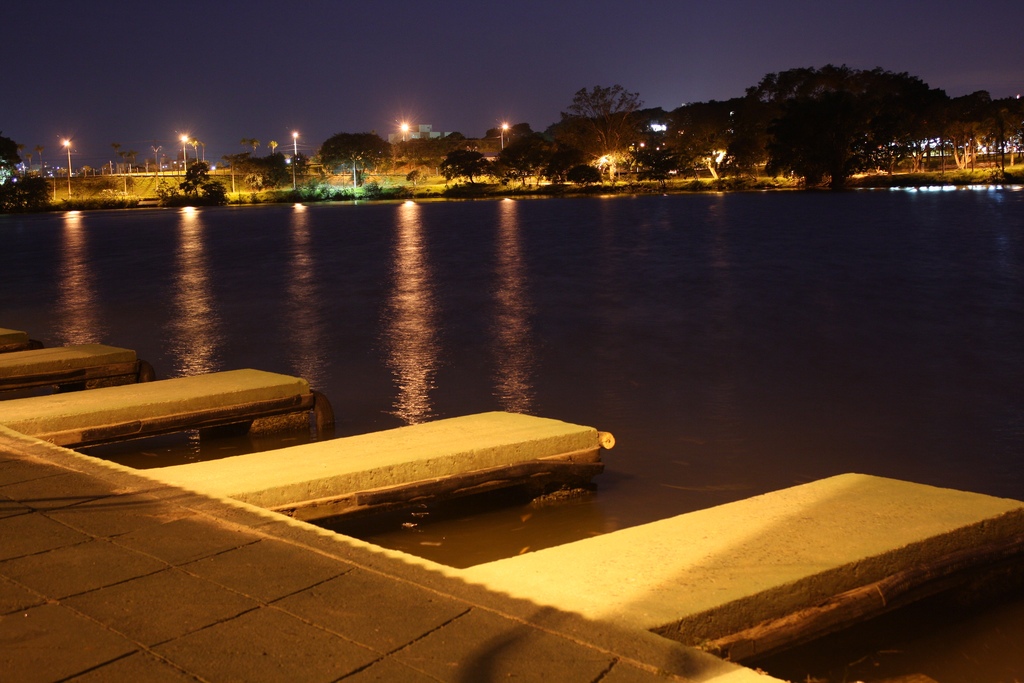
[[317, 65, 1024, 191], [3, 64, 1023, 211]]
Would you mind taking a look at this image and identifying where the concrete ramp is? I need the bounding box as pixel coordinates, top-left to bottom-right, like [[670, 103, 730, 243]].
[[148, 412, 607, 515], [0, 343, 154, 392], [459, 473, 1024, 660], [0, 369, 330, 446]]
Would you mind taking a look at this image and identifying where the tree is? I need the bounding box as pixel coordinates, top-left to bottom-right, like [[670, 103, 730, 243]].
[[176, 160, 228, 204], [756, 65, 939, 188], [110, 142, 121, 174], [543, 146, 587, 182], [268, 140, 278, 156], [669, 100, 737, 179], [1, 132, 21, 181], [557, 85, 643, 182], [493, 134, 551, 186], [440, 149, 488, 184], [318, 132, 391, 186], [33, 145, 44, 174]]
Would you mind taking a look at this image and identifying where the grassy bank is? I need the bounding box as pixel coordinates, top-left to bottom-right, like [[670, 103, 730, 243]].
[[29, 163, 1024, 212]]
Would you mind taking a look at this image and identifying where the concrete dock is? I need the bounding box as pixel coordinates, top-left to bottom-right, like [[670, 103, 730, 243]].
[[0, 369, 326, 447], [462, 473, 1024, 660], [0, 425, 770, 682], [0, 343, 152, 393], [148, 411, 607, 517]]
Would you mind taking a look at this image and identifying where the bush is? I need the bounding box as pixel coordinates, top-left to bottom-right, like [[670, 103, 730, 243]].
[[0, 177, 51, 213], [566, 164, 602, 185]]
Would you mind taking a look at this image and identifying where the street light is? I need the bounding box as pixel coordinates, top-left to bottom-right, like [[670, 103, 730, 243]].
[[401, 122, 409, 142], [152, 145, 162, 177], [180, 135, 189, 175], [501, 123, 509, 150], [292, 131, 298, 190], [62, 139, 72, 198]]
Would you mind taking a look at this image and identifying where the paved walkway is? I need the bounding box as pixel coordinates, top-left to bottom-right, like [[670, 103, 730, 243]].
[[0, 427, 765, 683]]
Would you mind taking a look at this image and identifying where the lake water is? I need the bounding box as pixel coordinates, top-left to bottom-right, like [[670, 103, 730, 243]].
[[2, 189, 1023, 681]]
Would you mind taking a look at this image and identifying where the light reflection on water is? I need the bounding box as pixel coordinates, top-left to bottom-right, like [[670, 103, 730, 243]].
[[286, 203, 327, 388], [384, 200, 440, 424], [168, 207, 222, 377], [491, 199, 536, 413], [56, 211, 102, 345]]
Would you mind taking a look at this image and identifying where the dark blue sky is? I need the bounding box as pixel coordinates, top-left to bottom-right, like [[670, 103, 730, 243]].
[[6, 0, 1022, 169]]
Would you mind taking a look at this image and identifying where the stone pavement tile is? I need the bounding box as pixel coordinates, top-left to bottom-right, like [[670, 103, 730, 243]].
[[0, 493, 31, 519], [114, 514, 262, 565], [0, 471, 118, 511], [0, 511, 91, 561], [47, 492, 191, 538], [601, 659, 683, 682], [273, 567, 470, 653], [65, 651, 199, 682], [0, 603, 136, 683], [182, 538, 351, 602], [0, 538, 166, 599], [154, 606, 378, 683], [64, 567, 258, 647], [393, 608, 615, 683], [0, 575, 46, 615], [343, 657, 444, 682], [0, 457, 61, 487]]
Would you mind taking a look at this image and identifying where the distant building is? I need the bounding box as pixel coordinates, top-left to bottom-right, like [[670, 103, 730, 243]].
[[388, 124, 453, 144]]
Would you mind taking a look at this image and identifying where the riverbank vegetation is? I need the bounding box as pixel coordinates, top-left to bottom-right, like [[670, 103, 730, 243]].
[[3, 64, 1023, 213]]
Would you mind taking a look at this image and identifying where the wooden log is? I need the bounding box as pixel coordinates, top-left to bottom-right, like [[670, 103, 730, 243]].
[[270, 456, 604, 521], [706, 532, 1024, 663]]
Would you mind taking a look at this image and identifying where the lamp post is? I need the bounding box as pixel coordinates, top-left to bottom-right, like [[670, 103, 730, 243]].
[[401, 123, 409, 142], [501, 123, 509, 150], [292, 131, 298, 190], [180, 135, 188, 176], [62, 139, 72, 198], [152, 145, 162, 177]]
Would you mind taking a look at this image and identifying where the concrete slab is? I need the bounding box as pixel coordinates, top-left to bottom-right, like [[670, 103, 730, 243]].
[[181, 537, 350, 602], [0, 344, 136, 378], [0, 328, 32, 353], [63, 568, 258, 647], [152, 607, 379, 683], [0, 603, 136, 682], [460, 473, 1024, 647], [272, 567, 471, 652], [0, 368, 311, 446], [147, 411, 602, 509]]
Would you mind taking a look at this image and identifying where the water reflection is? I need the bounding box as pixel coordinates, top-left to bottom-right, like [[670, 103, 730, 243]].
[[491, 199, 537, 413], [383, 201, 440, 423], [167, 207, 222, 376], [285, 204, 327, 387], [55, 211, 103, 344]]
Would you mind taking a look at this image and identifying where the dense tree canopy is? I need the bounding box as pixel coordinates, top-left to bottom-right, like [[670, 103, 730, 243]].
[[556, 85, 643, 181], [318, 132, 391, 186]]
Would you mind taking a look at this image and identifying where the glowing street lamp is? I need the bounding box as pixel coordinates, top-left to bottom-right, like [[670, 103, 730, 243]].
[[501, 123, 509, 150], [62, 139, 72, 198], [292, 131, 298, 190], [400, 122, 409, 142]]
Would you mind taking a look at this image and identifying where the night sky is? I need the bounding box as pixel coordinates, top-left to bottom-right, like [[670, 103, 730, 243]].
[[6, 0, 1023, 169]]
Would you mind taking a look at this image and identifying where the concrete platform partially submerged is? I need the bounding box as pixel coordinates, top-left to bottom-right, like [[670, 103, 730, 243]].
[[0, 343, 154, 392], [148, 411, 608, 518], [0, 368, 332, 447], [460, 473, 1024, 661], [0, 327, 40, 353]]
